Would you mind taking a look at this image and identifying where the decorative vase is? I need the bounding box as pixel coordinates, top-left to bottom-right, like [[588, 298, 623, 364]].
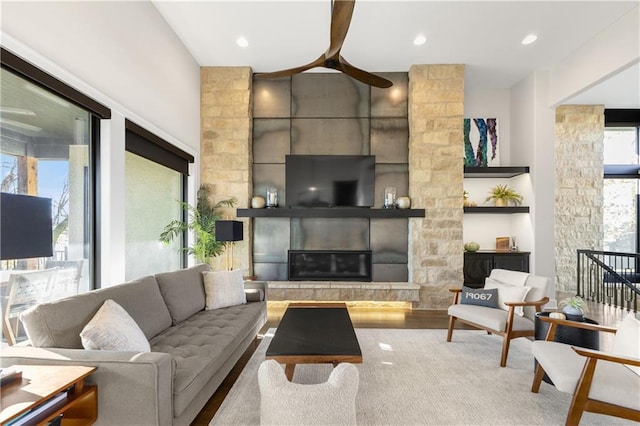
[[464, 242, 480, 252], [251, 196, 266, 209], [396, 196, 411, 209], [561, 306, 584, 321], [494, 198, 508, 207]]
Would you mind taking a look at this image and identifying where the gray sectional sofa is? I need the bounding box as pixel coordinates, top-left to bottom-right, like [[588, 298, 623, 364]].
[[0, 264, 267, 425]]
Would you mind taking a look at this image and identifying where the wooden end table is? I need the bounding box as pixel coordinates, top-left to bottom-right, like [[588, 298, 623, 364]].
[[0, 365, 97, 425]]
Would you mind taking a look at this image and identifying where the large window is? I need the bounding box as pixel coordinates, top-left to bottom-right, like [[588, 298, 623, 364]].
[[604, 111, 640, 253], [124, 120, 193, 279], [125, 152, 183, 279], [1, 48, 109, 344]]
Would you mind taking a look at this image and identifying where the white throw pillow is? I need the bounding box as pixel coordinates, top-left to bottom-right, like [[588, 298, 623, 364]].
[[80, 299, 150, 352], [484, 278, 531, 316], [612, 312, 640, 376], [202, 269, 247, 310]]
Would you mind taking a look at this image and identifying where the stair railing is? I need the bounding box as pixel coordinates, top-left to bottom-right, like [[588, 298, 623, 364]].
[[577, 249, 639, 312]]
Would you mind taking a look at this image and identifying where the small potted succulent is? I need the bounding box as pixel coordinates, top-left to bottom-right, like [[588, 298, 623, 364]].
[[485, 184, 523, 207], [559, 296, 588, 321]]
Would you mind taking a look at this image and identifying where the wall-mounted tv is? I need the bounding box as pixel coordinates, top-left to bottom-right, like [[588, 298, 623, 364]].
[[285, 155, 375, 207]]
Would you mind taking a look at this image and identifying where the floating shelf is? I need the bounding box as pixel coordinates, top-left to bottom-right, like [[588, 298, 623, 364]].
[[464, 166, 530, 178], [237, 207, 425, 218], [464, 206, 530, 214]]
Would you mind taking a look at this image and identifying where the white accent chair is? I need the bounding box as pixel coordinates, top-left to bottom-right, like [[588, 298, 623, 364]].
[[258, 359, 359, 425], [447, 269, 550, 367], [531, 312, 640, 425]]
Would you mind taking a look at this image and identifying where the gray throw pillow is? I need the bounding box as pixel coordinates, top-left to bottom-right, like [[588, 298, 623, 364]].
[[460, 286, 499, 308]]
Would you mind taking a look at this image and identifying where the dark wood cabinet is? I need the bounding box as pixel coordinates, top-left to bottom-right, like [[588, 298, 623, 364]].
[[463, 251, 530, 288]]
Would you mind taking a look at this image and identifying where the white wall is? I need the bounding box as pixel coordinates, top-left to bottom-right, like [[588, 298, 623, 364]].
[[1, 1, 201, 286], [548, 5, 640, 106]]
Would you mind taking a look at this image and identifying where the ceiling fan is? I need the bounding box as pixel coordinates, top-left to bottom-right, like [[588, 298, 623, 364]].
[[254, 0, 393, 88]]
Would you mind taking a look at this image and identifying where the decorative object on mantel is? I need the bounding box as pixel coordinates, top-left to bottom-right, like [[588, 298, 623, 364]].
[[159, 184, 237, 264], [251, 196, 266, 209], [384, 187, 397, 209], [463, 118, 499, 167], [559, 295, 587, 321], [464, 242, 480, 252], [266, 187, 278, 208], [495, 237, 510, 252], [396, 196, 411, 209], [485, 184, 523, 207]]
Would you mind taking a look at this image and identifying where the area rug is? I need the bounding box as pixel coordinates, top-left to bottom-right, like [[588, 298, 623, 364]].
[[211, 328, 633, 425]]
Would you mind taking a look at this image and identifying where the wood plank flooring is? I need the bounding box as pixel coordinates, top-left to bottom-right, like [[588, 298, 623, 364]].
[[191, 300, 630, 425]]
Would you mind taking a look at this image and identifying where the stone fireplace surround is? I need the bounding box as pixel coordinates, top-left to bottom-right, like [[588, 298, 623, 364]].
[[200, 65, 465, 309]]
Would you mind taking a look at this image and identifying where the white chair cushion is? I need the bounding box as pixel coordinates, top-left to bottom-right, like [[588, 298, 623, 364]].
[[532, 340, 640, 411], [448, 303, 534, 332], [80, 299, 150, 352], [258, 359, 359, 425], [484, 278, 531, 316], [612, 312, 640, 376], [202, 269, 247, 310]]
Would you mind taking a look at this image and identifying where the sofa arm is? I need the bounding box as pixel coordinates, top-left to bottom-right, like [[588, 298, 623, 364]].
[[0, 346, 174, 426], [245, 280, 267, 302]]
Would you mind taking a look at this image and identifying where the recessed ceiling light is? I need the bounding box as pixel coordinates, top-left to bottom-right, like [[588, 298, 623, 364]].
[[413, 34, 427, 46], [0, 107, 36, 116], [521, 34, 538, 45], [236, 37, 249, 48]]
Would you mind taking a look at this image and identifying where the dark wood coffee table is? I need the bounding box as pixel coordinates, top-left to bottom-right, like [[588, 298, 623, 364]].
[[265, 303, 362, 380]]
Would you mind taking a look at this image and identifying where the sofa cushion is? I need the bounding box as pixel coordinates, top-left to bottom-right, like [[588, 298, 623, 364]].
[[80, 299, 150, 352], [156, 264, 210, 324], [21, 275, 171, 348], [150, 301, 266, 417], [203, 270, 246, 310], [460, 286, 498, 309], [484, 278, 531, 316], [448, 303, 533, 332]]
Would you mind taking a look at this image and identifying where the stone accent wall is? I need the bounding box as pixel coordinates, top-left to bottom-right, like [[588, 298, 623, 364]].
[[408, 65, 465, 309], [555, 105, 604, 293], [200, 67, 253, 271]]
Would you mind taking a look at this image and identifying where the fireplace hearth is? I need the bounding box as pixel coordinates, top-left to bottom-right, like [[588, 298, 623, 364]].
[[288, 250, 372, 281]]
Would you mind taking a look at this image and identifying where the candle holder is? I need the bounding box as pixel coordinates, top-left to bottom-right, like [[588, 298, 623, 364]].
[[384, 187, 397, 209], [266, 187, 279, 208]]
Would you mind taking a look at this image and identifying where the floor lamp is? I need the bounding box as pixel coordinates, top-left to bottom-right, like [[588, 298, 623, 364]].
[[215, 220, 243, 271]]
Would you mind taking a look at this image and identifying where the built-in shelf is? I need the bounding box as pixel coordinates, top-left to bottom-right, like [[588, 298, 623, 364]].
[[463, 206, 530, 214], [237, 207, 425, 218], [464, 166, 530, 178]]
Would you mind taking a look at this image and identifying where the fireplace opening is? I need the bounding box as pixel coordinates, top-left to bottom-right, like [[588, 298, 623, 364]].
[[288, 250, 372, 281]]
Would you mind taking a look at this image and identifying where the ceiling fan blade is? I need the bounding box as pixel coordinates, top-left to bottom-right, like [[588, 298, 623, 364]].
[[338, 57, 393, 88], [255, 55, 325, 79], [326, 0, 356, 59]]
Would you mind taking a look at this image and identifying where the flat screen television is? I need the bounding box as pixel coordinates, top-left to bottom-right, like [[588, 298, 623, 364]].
[[1, 192, 53, 260], [285, 155, 375, 207]]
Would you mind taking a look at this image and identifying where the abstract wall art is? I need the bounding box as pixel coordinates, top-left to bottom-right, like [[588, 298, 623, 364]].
[[463, 118, 499, 167]]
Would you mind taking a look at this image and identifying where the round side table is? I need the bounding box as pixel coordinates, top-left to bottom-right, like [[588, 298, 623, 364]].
[[534, 312, 600, 384]]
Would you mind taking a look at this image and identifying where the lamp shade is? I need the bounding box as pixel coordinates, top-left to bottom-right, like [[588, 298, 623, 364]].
[[1, 192, 53, 260], [215, 220, 243, 242]]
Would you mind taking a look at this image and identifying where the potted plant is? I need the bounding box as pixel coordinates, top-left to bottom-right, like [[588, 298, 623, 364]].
[[559, 295, 588, 320], [159, 184, 236, 264], [485, 184, 523, 207]]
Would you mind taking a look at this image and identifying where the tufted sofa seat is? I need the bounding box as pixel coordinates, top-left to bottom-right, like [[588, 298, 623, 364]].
[[0, 264, 267, 426]]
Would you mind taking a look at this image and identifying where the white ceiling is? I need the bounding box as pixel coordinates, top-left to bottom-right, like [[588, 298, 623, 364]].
[[153, 1, 639, 107]]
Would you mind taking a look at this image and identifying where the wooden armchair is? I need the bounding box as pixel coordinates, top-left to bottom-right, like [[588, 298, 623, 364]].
[[531, 313, 640, 425], [447, 269, 550, 367]]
